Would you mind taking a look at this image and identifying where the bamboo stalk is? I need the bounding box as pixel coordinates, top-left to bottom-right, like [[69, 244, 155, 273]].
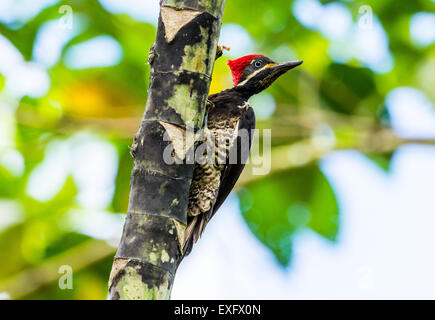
[[107, 0, 226, 300]]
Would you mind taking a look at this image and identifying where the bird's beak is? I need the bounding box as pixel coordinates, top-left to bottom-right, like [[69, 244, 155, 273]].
[[268, 60, 303, 78], [257, 60, 303, 90]]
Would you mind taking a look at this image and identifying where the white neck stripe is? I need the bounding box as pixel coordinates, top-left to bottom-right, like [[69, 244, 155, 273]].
[[237, 65, 269, 87]]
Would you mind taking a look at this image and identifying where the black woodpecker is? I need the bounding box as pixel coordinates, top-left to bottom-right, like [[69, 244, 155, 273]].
[[183, 54, 303, 256]]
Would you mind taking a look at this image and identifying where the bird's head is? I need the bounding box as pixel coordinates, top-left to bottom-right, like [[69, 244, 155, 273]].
[[227, 55, 303, 95]]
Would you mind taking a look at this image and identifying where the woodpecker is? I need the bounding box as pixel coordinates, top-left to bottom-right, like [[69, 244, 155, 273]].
[[183, 54, 303, 256]]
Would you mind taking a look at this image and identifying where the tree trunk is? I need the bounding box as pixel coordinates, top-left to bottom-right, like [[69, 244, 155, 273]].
[[108, 0, 225, 300]]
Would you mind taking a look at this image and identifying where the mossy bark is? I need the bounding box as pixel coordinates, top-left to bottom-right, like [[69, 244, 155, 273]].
[[108, 0, 225, 300]]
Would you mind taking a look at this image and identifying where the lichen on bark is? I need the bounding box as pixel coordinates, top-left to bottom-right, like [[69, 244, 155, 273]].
[[108, 0, 225, 300]]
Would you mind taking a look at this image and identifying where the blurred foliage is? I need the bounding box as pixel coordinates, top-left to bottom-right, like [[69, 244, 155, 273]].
[[239, 166, 339, 265], [0, 0, 434, 299]]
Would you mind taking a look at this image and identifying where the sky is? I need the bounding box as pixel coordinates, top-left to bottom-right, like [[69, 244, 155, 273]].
[[1, 0, 435, 299]]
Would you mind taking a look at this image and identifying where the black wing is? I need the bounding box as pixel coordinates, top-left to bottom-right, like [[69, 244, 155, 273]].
[[182, 107, 255, 257], [212, 107, 255, 215]]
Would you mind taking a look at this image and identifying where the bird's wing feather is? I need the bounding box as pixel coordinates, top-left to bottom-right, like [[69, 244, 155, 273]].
[[211, 107, 255, 216], [205, 107, 255, 222], [182, 106, 255, 256]]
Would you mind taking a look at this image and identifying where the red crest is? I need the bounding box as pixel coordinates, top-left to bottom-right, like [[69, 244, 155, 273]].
[[227, 54, 264, 86]]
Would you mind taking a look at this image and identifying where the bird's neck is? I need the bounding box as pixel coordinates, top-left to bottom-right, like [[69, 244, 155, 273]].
[[232, 84, 257, 101]]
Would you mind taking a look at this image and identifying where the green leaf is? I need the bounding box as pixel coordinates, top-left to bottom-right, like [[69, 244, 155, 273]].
[[0, 225, 27, 277], [238, 165, 339, 266], [0, 167, 22, 198], [112, 142, 133, 213], [320, 63, 378, 114], [366, 153, 393, 172], [19, 177, 78, 263], [0, 73, 4, 91], [44, 232, 91, 259]]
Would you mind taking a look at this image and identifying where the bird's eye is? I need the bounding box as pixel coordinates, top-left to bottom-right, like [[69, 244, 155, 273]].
[[254, 61, 262, 68]]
